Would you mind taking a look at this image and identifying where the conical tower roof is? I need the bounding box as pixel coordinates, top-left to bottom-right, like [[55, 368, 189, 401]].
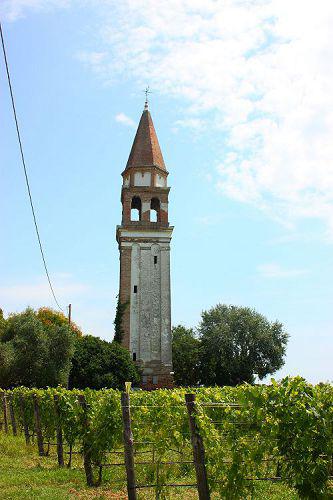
[[125, 105, 166, 171]]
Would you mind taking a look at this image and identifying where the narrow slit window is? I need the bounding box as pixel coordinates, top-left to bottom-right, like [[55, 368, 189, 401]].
[[154, 256, 158, 265], [133, 285, 137, 293], [132, 352, 137, 361]]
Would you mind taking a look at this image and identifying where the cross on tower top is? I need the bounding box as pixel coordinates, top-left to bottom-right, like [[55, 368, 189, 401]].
[[144, 85, 151, 110]]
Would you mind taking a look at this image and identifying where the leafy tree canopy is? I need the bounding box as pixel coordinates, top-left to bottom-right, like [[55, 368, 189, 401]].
[[69, 335, 140, 390], [0, 308, 6, 338], [0, 307, 76, 388], [198, 304, 288, 386], [172, 325, 200, 386], [37, 307, 83, 338]]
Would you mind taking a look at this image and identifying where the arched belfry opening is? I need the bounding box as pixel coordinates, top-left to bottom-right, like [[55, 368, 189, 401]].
[[131, 196, 141, 221], [150, 197, 160, 222]]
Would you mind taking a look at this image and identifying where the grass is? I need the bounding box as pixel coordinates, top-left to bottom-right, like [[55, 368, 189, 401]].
[[0, 432, 299, 499], [0, 433, 126, 499]]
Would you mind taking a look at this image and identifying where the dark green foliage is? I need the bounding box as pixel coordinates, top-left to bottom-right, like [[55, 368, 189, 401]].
[[0, 308, 76, 388], [113, 296, 128, 343], [43, 321, 76, 387], [6, 309, 48, 387], [0, 308, 6, 338], [172, 325, 200, 386], [0, 309, 13, 387], [68, 335, 140, 390], [0, 342, 15, 387], [198, 304, 288, 386]]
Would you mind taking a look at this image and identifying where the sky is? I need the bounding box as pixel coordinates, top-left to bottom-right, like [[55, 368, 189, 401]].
[[0, 0, 332, 383]]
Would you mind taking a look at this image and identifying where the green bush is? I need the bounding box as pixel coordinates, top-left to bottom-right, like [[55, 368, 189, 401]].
[[68, 335, 140, 390]]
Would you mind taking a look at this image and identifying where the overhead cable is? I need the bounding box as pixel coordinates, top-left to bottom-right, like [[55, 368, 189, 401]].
[[0, 21, 64, 312]]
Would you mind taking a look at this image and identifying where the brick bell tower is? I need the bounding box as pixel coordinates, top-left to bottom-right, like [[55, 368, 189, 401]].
[[116, 98, 174, 389]]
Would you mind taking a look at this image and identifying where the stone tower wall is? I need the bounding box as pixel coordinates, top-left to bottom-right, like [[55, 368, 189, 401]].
[[116, 106, 173, 389]]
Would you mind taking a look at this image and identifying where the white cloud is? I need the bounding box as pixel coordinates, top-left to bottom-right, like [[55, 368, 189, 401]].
[[75, 51, 110, 81], [257, 263, 309, 279], [88, 0, 333, 239], [76, 51, 107, 67], [4, 0, 333, 238], [0, 0, 70, 21], [195, 214, 224, 226], [0, 274, 89, 314], [115, 112, 136, 128], [0, 275, 118, 339], [174, 118, 205, 130]]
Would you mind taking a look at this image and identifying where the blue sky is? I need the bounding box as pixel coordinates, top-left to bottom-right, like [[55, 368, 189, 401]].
[[1, 0, 332, 383]]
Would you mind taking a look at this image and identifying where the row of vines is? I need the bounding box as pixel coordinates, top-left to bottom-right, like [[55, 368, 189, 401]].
[[1, 377, 332, 498]]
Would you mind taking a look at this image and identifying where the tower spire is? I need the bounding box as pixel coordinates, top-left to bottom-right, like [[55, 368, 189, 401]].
[[125, 95, 166, 171]]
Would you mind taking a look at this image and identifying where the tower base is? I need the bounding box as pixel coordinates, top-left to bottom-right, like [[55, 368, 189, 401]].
[[140, 373, 174, 390], [138, 360, 174, 390]]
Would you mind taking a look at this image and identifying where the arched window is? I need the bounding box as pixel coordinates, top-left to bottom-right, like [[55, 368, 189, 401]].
[[131, 196, 141, 221], [150, 197, 160, 222]]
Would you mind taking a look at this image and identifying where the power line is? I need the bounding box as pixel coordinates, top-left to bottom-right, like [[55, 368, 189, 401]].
[[0, 21, 64, 312]]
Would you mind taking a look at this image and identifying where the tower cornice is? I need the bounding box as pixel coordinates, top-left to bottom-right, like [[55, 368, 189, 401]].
[[116, 225, 174, 245], [121, 164, 169, 177], [121, 186, 171, 194]]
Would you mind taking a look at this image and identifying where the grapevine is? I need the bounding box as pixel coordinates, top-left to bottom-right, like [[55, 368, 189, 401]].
[[1, 378, 332, 498]]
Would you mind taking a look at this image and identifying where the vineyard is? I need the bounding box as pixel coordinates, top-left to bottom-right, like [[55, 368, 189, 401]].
[[1, 377, 332, 499]]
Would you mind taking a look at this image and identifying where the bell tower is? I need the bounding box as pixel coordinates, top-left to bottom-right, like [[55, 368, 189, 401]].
[[116, 99, 174, 388]]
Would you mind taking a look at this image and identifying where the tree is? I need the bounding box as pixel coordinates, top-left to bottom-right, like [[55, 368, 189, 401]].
[[0, 342, 15, 388], [37, 307, 83, 338], [113, 296, 129, 343], [172, 325, 200, 386], [2, 308, 49, 387], [0, 308, 6, 338], [198, 304, 288, 386], [69, 335, 140, 390], [0, 308, 76, 388]]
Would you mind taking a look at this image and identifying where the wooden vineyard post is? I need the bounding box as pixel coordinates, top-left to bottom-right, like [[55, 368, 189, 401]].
[[78, 394, 94, 486], [185, 394, 210, 500], [33, 394, 45, 456], [1, 392, 9, 434], [121, 392, 137, 500], [9, 393, 17, 436], [54, 395, 64, 467], [19, 395, 30, 445]]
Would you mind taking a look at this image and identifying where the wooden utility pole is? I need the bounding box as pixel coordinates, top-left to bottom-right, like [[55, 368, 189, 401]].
[[1, 392, 8, 433], [54, 395, 64, 467], [185, 393, 210, 500], [8, 394, 17, 436], [121, 392, 137, 500], [68, 303, 72, 325], [19, 395, 30, 444], [78, 394, 94, 486], [33, 394, 45, 456]]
